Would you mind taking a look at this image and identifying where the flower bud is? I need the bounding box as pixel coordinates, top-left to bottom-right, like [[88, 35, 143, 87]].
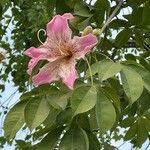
[[0, 52, 5, 62], [82, 26, 93, 36], [93, 29, 101, 36]]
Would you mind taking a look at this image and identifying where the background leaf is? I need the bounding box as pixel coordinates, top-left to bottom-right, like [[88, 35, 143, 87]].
[[96, 88, 116, 133], [115, 29, 131, 48], [4, 101, 28, 139], [71, 86, 97, 117], [120, 65, 143, 103], [59, 128, 89, 150], [24, 98, 50, 130]]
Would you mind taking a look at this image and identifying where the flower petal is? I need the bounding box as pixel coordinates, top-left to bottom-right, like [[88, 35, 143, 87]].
[[73, 33, 97, 59], [32, 62, 59, 85], [59, 60, 78, 89], [62, 13, 74, 20], [24, 47, 48, 58], [27, 58, 39, 75], [46, 14, 73, 40]]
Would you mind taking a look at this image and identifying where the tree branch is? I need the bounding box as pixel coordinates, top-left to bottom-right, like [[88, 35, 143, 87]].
[[99, 0, 124, 37]]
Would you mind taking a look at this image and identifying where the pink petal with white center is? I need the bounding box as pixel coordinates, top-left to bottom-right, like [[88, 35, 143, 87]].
[[59, 60, 78, 89], [73, 33, 98, 59], [32, 62, 60, 85], [46, 14, 73, 41]]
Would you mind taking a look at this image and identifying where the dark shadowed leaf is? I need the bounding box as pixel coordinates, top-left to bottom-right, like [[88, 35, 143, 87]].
[[87, 132, 100, 150], [124, 122, 138, 141], [137, 118, 148, 147], [74, 1, 92, 17], [37, 127, 64, 150], [143, 0, 150, 24], [115, 29, 131, 48], [59, 128, 89, 150]]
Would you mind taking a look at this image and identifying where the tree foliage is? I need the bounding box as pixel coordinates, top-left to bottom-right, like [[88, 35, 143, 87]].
[[0, 0, 150, 149]]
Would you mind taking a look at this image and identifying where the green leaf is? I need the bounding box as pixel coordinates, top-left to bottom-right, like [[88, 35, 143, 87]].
[[24, 98, 50, 130], [98, 60, 121, 81], [37, 127, 63, 150], [128, 65, 150, 92], [86, 60, 121, 81], [121, 116, 136, 128], [143, 118, 150, 132], [138, 89, 150, 114], [76, 114, 91, 131], [43, 106, 61, 127], [74, 1, 92, 17], [71, 86, 97, 117], [124, 122, 138, 141], [46, 89, 70, 110], [78, 17, 91, 30], [124, 7, 143, 25], [128, 0, 147, 6], [115, 29, 131, 48], [89, 108, 99, 131], [56, 108, 72, 126], [96, 89, 116, 133], [109, 19, 129, 29], [137, 119, 148, 147], [4, 101, 27, 139], [59, 128, 89, 150], [143, 0, 150, 24], [87, 132, 100, 150], [102, 86, 121, 112], [86, 61, 99, 78], [120, 65, 143, 103], [56, 0, 72, 14], [94, 0, 110, 25]]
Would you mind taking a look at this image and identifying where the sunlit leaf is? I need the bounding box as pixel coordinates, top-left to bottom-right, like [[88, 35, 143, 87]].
[[71, 86, 97, 117], [24, 98, 50, 130], [98, 60, 121, 81], [120, 65, 143, 103], [96, 88, 116, 133]]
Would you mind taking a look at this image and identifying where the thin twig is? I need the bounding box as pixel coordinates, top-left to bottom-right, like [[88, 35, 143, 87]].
[[99, 0, 124, 38], [85, 57, 94, 86], [118, 141, 127, 148], [145, 142, 150, 150]]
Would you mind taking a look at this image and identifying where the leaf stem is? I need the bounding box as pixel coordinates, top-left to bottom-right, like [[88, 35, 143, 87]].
[[85, 57, 94, 86]]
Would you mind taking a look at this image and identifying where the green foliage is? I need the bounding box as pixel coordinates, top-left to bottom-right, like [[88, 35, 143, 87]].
[[120, 65, 143, 103], [96, 88, 116, 133], [1, 0, 150, 149], [4, 100, 28, 139], [24, 97, 50, 130], [59, 128, 89, 150], [71, 86, 97, 117], [115, 29, 132, 48]]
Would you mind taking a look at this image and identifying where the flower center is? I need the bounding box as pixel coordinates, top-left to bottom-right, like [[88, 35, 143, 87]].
[[58, 42, 73, 59]]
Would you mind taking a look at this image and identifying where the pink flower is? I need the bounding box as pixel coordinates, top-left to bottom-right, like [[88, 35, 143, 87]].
[[24, 13, 97, 89]]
